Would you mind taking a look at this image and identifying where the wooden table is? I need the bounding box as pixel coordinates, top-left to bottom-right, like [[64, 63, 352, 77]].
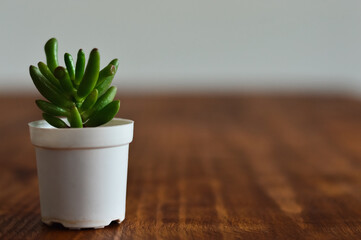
[[1, 94, 361, 239]]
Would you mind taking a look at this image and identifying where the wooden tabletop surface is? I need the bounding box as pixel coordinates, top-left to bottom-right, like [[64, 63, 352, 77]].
[[1, 94, 361, 239]]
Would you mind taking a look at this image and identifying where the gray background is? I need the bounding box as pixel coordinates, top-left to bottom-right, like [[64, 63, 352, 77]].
[[1, 0, 360, 93]]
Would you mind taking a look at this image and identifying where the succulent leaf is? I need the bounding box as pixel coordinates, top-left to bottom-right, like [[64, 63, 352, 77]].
[[44, 38, 59, 72], [96, 59, 119, 96], [75, 49, 86, 86], [96, 64, 115, 87], [80, 89, 98, 112], [29, 66, 73, 108], [84, 100, 120, 127], [54, 66, 74, 96], [64, 53, 75, 81], [77, 48, 100, 98], [36, 100, 69, 117], [67, 106, 83, 128], [43, 113, 69, 128], [38, 62, 62, 90], [82, 86, 117, 121]]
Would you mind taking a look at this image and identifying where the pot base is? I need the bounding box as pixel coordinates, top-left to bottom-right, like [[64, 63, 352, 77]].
[[42, 217, 125, 230]]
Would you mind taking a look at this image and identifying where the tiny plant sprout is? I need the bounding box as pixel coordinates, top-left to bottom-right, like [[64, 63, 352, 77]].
[[30, 38, 120, 128]]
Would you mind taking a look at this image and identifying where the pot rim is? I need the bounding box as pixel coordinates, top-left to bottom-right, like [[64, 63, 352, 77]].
[[28, 117, 133, 130], [29, 118, 134, 149]]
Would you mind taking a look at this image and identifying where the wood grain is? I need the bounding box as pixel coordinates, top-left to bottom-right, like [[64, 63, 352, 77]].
[[1, 94, 361, 239]]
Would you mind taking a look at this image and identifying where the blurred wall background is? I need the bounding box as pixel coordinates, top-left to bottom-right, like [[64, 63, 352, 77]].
[[0, 0, 360, 94]]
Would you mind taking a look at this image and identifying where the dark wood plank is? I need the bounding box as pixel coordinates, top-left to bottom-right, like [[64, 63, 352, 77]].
[[1, 94, 361, 239]]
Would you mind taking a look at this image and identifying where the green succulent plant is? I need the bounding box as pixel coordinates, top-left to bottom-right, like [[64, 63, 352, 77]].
[[29, 38, 120, 128]]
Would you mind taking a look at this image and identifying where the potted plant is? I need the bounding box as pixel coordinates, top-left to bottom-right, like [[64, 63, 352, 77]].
[[28, 38, 134, 229]]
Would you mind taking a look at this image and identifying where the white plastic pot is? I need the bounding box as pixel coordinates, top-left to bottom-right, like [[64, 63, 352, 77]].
[[28, 118, 134, 229]]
